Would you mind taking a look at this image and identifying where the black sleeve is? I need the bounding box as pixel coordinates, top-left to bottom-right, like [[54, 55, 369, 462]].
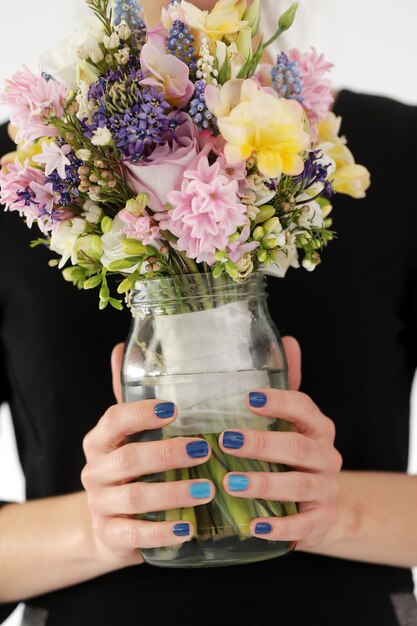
[[0, 123, 19, 622], [410, 106, 417, 366]]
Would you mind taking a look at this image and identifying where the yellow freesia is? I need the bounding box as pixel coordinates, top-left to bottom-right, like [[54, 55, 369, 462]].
[[217, 80, 310, 179], [0, 138, 48, 168], [317, 112, 371, 198], [181, 0, 248, 43]]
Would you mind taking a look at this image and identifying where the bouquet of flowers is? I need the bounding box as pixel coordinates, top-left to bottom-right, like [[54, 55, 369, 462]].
[[0, 0, 369, 311], [0, 0, 371, 567]]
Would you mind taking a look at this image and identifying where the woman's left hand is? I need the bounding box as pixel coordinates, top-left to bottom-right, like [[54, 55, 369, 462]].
[[220, 336, 343, 550]]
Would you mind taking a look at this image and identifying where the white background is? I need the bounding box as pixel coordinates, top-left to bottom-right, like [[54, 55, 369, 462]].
[[1, 1, 417, 624]]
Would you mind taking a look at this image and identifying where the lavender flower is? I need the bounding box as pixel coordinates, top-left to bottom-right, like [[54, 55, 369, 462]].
[[168, 21, 198, 81], [271, 52, 303, 103], [113, 0, 146, 51], [188, 80, 217, 132], [45, 151, 82, 206]]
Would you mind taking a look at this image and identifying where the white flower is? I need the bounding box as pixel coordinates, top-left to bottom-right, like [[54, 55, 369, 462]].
[[89, 47, 104, 64], [82, 200, 101, 224], [91, 127, 112, 146], [261, 234, 300, 278], [297, 198, 325, 230], [33, 142, 71, 178], [117, 21, 131, 40], [101, 215, 138, 274], [103, 33, 120, 50], [115, 47, 130, 65], [40, 15, 104, 89], [75, 148, 91, 162], [243, 173, 276, 206], [50, 218, 86, 268]]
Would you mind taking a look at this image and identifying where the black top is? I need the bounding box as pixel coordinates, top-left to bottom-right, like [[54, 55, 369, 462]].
[[1, 90, 417, 626]]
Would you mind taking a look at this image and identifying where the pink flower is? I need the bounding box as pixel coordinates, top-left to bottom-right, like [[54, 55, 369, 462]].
[[226, 224, 259, 263], [146, 26, 168, 53], [0, 66, 67, 145], [119, 210, 161, 246], [0, 158, 57, 232], [160, 155, 247, 265], [289, 48, 334, 139], [124, 112, 215, 212], [33, 142, 71, 178], [140, 42, 194, 108], [218, 156, 247, 181]]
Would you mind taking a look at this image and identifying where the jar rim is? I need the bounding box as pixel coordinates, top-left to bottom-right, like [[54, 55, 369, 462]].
[[129, 272, 267, 309]]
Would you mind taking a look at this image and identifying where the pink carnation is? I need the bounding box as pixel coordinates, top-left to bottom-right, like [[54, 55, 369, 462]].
[[160, 155, 247, 265], [0, 67, 67, 145], [119, 210, 161, 246], [289, 48, 333, 139], [0, 158, 60, 233]]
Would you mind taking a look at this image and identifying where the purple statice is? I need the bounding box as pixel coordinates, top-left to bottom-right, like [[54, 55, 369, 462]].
[[168, 21, 198, 81], [45, 151, 81, 206], [293, 150, 334, 199], [271, 53, 303, 103], [113, 0, 146, 51], [188, 80, 217, 132]]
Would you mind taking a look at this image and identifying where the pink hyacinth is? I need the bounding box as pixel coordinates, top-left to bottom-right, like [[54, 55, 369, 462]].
[[0, 67, 67, 145], [160, 155, 247, 265], [0, 158, 64, 233], [119, 210, 161, 246], [226, 225, 259, 264], [289, 48, 333, 139]]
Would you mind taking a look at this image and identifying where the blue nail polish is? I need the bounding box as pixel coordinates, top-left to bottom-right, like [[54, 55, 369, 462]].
[[249, 392, 267, 408], [173, 523, 190, 537], [223, 431, 244, 449], [228, 475, 249, 492], [189, 482, 211, 499], [255, 522, 272, 535], [186, 440, 209, 458], [155, 402, 175, 419]]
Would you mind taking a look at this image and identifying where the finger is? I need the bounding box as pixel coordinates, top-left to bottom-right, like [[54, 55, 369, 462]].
[[111, 343, 124, 404], [251, 509, 323, 542], [98, 518, 195, 550], [97, 479, 215, 516], [223, 471, 332, 503], [245, 389, 334, 440], [219, 429, 322, 471], [89, 437, 211, 485], [282, 336, 302, 391], [83, 400, 178, 456]]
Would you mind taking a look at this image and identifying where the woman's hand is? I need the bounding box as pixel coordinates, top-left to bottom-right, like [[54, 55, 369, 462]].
[[220, 337, 343, 550], [81, 345, 215, 561]]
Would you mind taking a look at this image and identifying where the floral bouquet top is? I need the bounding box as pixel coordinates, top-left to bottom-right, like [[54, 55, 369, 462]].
[[0, 0, 370, 309]]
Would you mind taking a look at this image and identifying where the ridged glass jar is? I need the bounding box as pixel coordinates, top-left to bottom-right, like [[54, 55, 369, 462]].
[[122, 272, 297, 568]]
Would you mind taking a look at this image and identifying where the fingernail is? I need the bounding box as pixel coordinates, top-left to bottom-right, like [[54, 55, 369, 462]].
[[173, 523, 190, 537], [228, 474, 249, 492], [154, 402, 175, 419], [189, 482, 211, 499], [249, 392, 267, 408], [255, 522, 272, 535], [223, 431, 244, 449], [186, 440, 209, 458]]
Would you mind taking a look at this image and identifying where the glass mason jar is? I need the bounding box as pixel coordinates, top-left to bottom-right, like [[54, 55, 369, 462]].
[[122, 272, 297, 568]]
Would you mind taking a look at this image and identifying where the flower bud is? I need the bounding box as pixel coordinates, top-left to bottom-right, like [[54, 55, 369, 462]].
[[103, 33, 120, 50], [124, 193, 148, 216], [278, 3, 299, 34], [89, 47, 104, 64], [253, 226, 265, 241], [122, 238, 148, 256], [263, 217, 281, 234], [117, 21, 131, 40], [243, 0, 261, 36], [76, 149, 91, 162], [101, 216, 113, 233], [253, 205, 275, 225]]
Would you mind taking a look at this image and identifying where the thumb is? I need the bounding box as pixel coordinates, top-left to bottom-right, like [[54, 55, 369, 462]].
[[282, 336, 302, 391], [111, 343, 125, 403]]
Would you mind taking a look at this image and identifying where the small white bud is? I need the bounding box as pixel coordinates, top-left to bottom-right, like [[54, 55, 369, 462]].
[[75, 149, 91, 162], [117, 21, 131, 40], [103, 32, 120, 50], [91, 127, 112, 147], [89, 47, 104, 64]]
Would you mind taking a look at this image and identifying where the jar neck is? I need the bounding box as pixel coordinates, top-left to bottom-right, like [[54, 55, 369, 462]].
[[129, 272, 267, 315]]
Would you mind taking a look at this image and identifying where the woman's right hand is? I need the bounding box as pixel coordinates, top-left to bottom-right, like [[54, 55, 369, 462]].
[[81, 344, 215, 562]]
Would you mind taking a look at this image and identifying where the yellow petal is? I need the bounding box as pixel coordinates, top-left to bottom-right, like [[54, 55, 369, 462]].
[[257, 149, 283, 179]]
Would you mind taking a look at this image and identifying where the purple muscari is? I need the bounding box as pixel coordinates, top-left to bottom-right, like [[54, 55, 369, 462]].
[[113, 0, 147, 51], [293, 150, 334, 199], [45, 152, 81, 206], [188, 80, 217, 132], [168, 21, 198, 81], [272, 53, 303, 103]]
